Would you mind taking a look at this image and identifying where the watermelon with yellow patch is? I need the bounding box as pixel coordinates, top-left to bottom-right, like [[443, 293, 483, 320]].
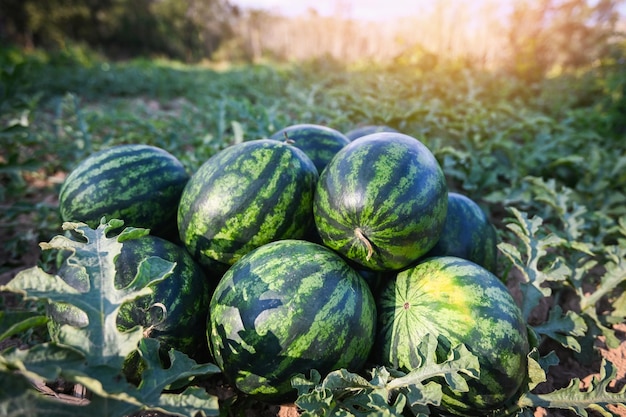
[[376, 256, 529, 415]]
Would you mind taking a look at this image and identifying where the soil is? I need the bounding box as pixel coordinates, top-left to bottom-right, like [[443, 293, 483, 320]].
[[0, 181, 624, 417]]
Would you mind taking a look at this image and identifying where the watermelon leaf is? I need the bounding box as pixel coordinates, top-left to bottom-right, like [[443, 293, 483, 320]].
[[499, 208, 568, 304], [580, 243, 626, 319], [293, 334, 480, 417], [0, 339, 220, 417], [518, 359, 626, 416], [498, 208, 592, 350], [135, 337, 221, 399], [0, 310, 48, 342], [531, 306, 587, 352], [386, 335, 480, 393], [524, 349, 559, 391], [2, 219, 174, 369], [0, 219, 221, 417], [522, 176, 592, 245], [0, 373, 92, 417]]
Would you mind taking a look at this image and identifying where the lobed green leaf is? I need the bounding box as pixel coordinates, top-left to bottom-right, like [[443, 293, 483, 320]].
[[519, 359, 626, 416], [293, 335, 479, 417]]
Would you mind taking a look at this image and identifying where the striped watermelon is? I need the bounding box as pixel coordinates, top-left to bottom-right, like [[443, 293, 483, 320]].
[[114, 235, 214, 361], [376, 256, 529, 415], [58, 144, 189, 239], [208, 239, 377, 404], [177, 139, 318, 274], [344, 125, 398, 141], [270, 123, 350, 173], [47, 233, 214, 362], [313, 132, 448, 271], [424, 192, 498, 272]]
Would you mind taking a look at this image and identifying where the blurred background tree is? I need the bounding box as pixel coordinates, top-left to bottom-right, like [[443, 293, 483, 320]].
[[505, 0, 623, 82], [0, 0, 237, 61], [0, 0, 623, 76]]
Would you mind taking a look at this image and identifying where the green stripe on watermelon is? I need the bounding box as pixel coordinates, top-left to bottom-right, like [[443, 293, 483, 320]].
[[313, 132, 447, 271], [376, 256, 529, 415], [270, 123, 350, 173], [424, 192, 498, 272], [208, 239, 376, 404], [177, 139, 318, 273], [59, 144, 189, 239]]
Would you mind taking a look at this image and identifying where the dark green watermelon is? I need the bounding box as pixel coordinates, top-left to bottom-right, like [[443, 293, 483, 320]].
[[376, 256, 529, 415], [177, 139, 318, 273], [313, 132, 448, 271], [208, 239, 377, 404], [270, 123, 350, 173], [344, 125, 398, 141], [47, 233, 214, 362], [425, 192, 498, 272], [58, 144, 189, 239]]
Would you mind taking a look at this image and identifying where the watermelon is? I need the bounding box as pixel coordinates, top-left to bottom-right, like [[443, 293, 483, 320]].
[[177, 139, 318, 273], [270, 123, 350, 173], [47, 233, 214, 362], [376, 256, 529, 415], [208, 239, 377, 404], [344, 125, 398, 141], [313, 132, 448, 271], [424, 192, 498, 272], [58, 144, 189, 239]]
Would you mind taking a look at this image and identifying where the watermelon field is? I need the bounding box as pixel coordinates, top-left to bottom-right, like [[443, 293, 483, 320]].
[[1, 44, 626, 417]]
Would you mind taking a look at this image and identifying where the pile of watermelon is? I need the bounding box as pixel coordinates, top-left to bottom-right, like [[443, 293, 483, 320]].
[[55, 123, 530, 415]]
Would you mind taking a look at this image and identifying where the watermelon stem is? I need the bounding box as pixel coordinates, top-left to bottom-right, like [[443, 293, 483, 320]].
[[143, 302, 168, 337], [354, 227, 374, 261], [283, 132, 295, 145]]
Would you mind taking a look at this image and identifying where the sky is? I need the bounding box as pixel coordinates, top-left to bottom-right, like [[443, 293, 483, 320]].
[[231, 0, 472, 21], [231, 0, 626, 21]]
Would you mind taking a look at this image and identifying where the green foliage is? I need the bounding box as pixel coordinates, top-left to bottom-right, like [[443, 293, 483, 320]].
[[0, 219, 220, 416], [518, 359, 626, 416], [0, 309, 48, 342], [292, 335, 480, 417], [0, 0, 235, 61], [505, 0, 622, 82], [1, 44, 625, 416], [498, 183, 626, 357]]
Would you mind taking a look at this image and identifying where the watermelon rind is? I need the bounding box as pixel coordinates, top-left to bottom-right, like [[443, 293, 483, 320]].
[[424, 192, 498, 272], [208, 239, 377, 404], [177, 139, 318, 273], [58, 144, 189, 239], [114, 235, 214, 361], [270, 123, 351, 173], [376, 256, 529, 415], [313, 132, 448, 271], [344, 125, 398, 141]]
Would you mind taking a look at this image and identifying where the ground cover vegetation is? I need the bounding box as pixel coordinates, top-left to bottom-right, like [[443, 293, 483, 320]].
[[1, 1, 626, 416]]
